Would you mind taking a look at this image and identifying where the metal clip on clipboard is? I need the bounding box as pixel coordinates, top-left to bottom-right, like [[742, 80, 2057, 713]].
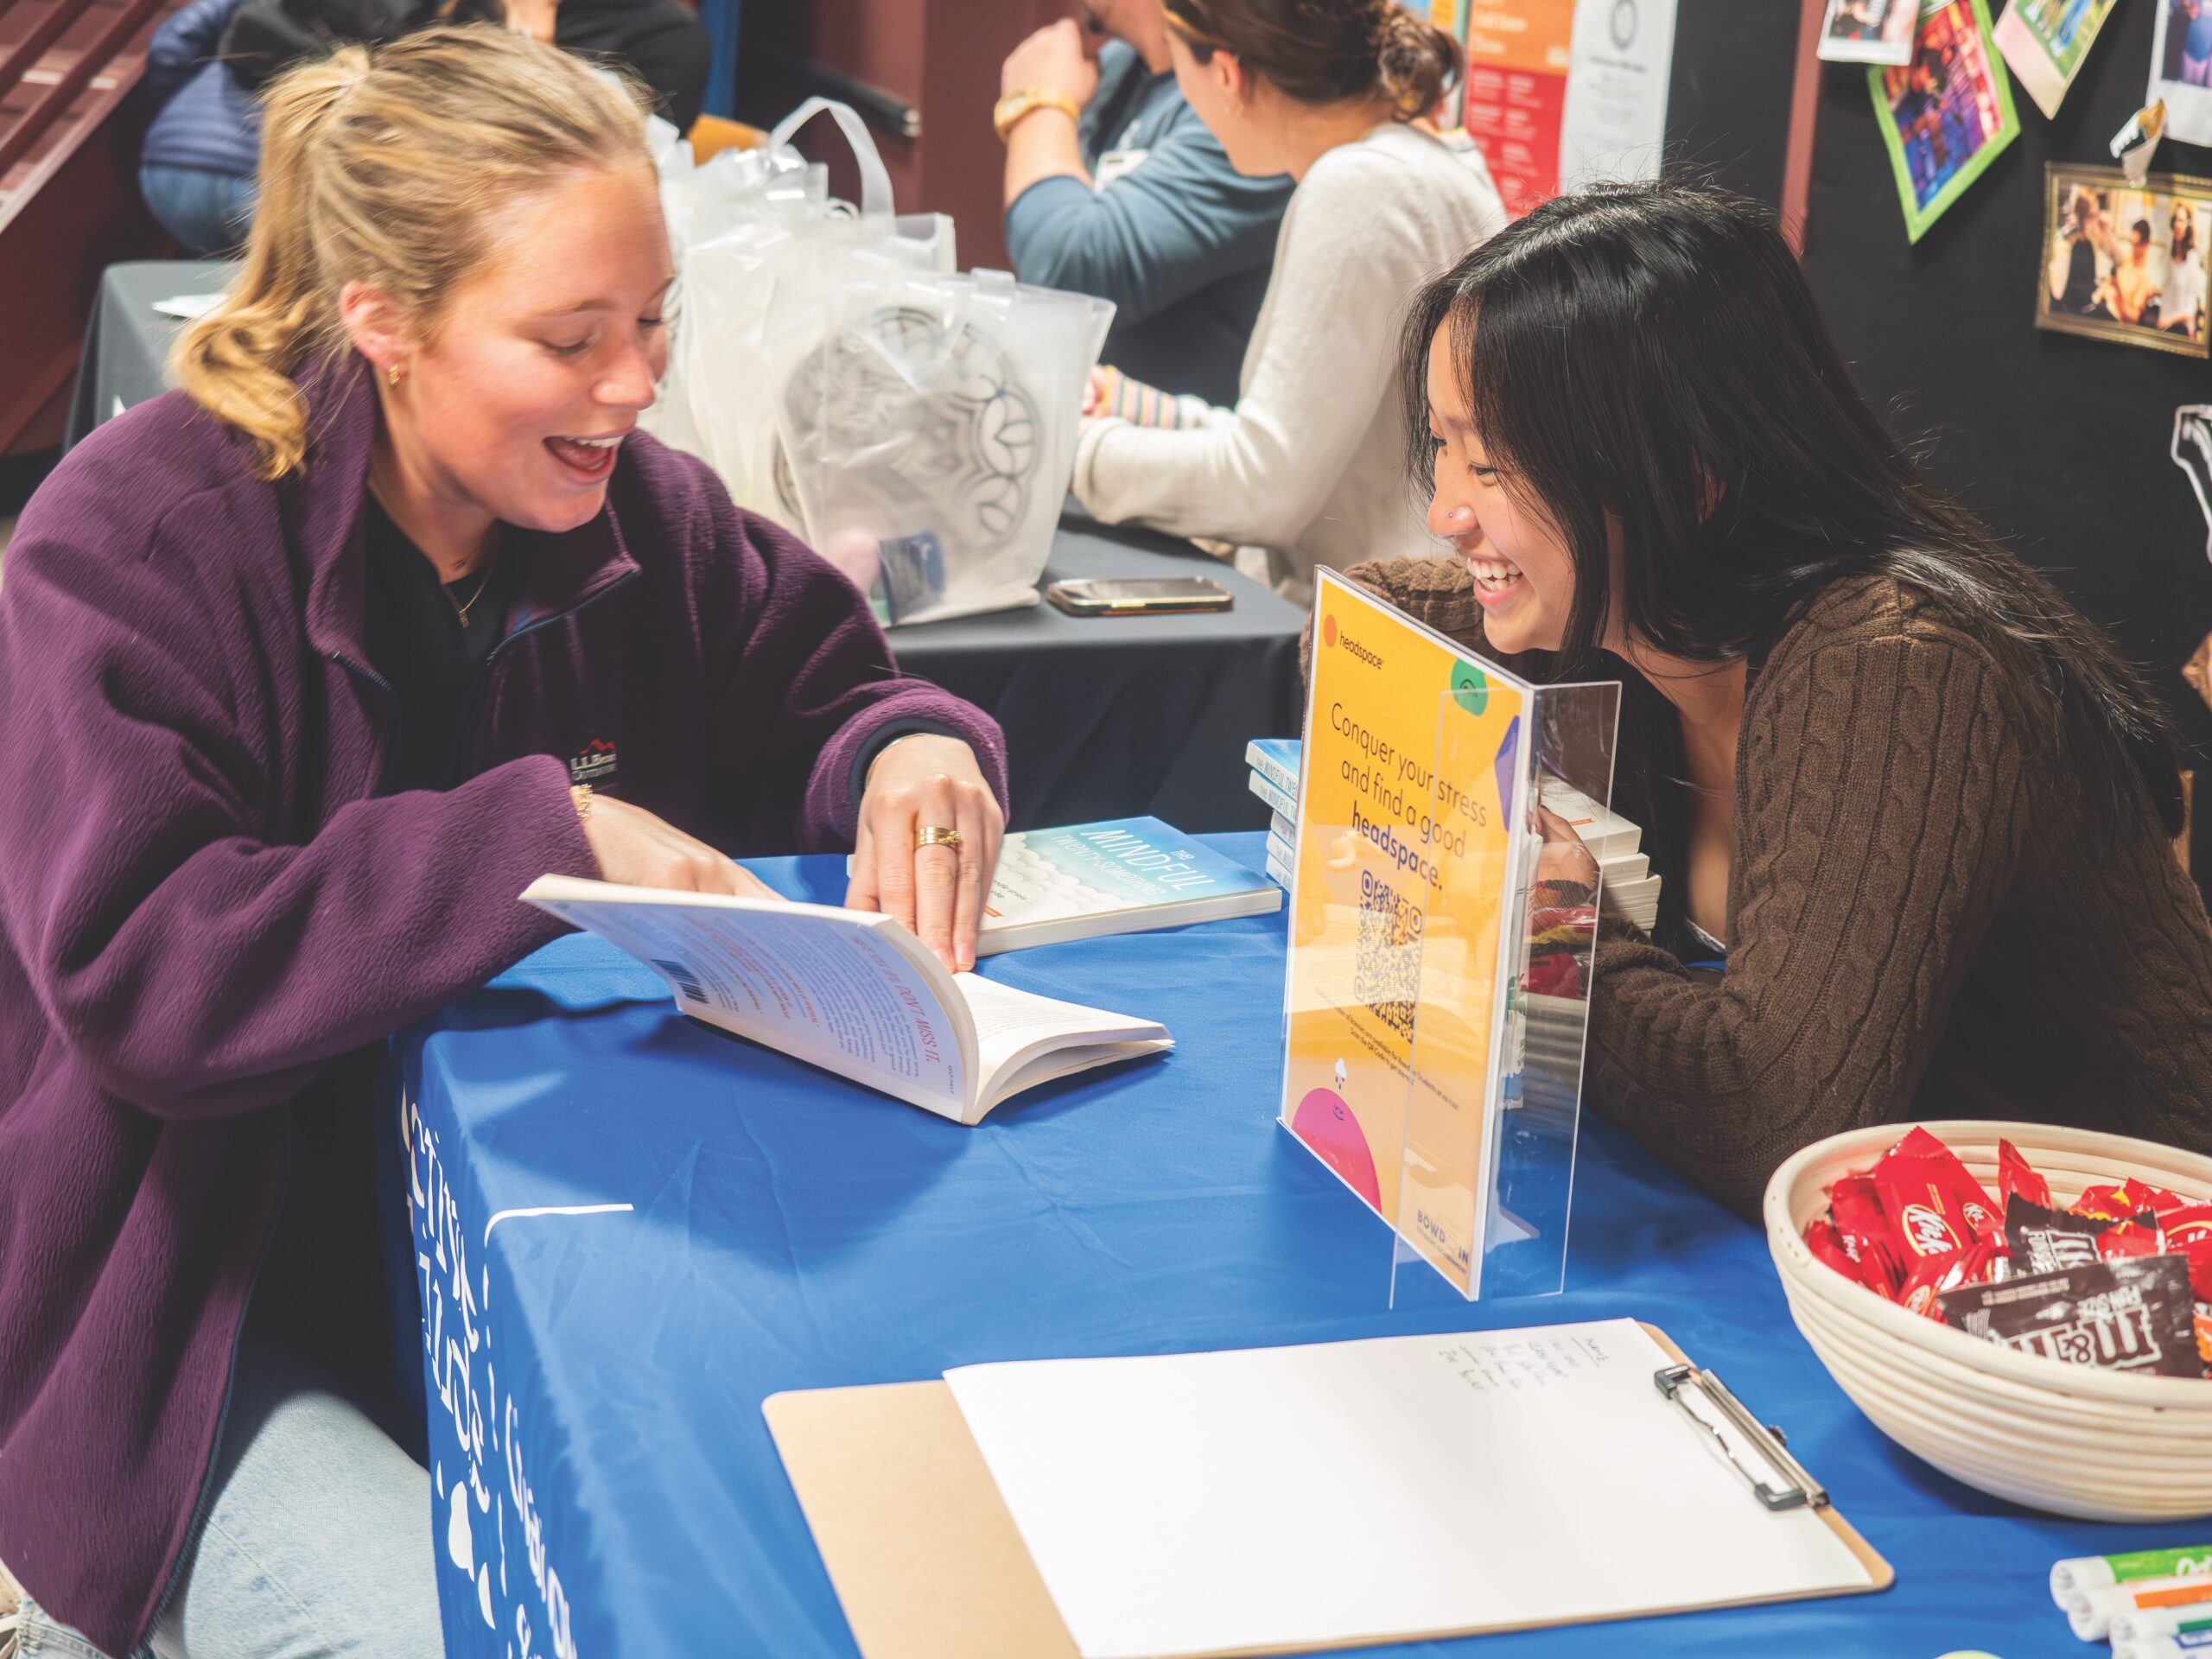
[[1654, 1364, 1829, 1512]]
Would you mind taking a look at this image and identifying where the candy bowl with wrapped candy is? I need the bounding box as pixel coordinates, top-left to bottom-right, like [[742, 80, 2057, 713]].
[[1763, 1121, 2212, 1522]]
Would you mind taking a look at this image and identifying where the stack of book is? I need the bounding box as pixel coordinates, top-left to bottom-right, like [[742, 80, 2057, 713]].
[[1244, 738, 1300, 889], [1531, 779, 1660, 931], [1242, 739, 1660, 929]]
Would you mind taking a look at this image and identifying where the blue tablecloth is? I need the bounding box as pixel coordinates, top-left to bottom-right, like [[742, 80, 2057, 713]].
[[386, 834, 2180, 1659]]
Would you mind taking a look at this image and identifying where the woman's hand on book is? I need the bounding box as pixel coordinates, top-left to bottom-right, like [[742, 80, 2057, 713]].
[[848, 735, 1005, 974], [578, 795, 781, 899], [1533, 804, 1599, 891]]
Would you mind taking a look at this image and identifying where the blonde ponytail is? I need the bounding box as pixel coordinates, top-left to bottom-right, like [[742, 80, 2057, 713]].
[[172, 25, 651, 480]]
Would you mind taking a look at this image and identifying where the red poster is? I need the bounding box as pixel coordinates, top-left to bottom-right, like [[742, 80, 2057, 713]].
[[1464, 66, 1568, 212], [1461, 0, 1576, 215]]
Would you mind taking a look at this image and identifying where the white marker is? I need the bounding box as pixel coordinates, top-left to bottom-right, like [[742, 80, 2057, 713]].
[[2070, 1575, 2212, 1643]]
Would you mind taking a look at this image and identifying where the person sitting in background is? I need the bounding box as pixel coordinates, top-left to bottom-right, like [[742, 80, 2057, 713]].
[[2, 28, 1002, 1657], [1070, 0, 1504, 605], [139, 0, 262, 253], [998, 2, 1292, 407], [1347, 180, 2212, 1217], [137, 0, 712, 255]]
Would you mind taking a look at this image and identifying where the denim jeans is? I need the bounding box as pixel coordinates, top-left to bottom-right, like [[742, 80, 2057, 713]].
[[0, 1328, 442, 1659], [137, 165, 257, 257]]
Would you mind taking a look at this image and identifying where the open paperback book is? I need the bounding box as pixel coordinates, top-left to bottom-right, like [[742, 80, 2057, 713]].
[[521, 876, 1173, 1124]]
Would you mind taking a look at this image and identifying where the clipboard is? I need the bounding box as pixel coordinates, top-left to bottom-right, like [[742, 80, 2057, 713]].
[[763, 1324, 1892, 1659]]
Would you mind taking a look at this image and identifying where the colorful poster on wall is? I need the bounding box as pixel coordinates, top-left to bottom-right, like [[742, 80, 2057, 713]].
[[1281, 572, 1524, 1243], [1463, 1, 1577, 212], [1820, 0, 1918, 65], [1870, 0, 2021, 243], [2149, 0, 2212, 147], [1559, 0, 1678, 190], [1994, 0, 2118, 118], [1409, 0, 1471, 47], [2037, 164, 2212, 355]]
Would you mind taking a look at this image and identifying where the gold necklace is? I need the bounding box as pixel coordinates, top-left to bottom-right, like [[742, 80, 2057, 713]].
[[446, 552, 499, 629]]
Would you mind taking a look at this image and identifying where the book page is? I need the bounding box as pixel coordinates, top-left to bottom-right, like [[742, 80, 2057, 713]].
[[523, 880, 973, 1116], [946, 1319, 1872, 1659], [957, 974, 1170, 1090]]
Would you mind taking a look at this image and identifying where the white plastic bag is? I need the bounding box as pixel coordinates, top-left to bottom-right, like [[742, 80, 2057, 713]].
[[765, 264, 1113, 625], [647, 98, 955, 530]]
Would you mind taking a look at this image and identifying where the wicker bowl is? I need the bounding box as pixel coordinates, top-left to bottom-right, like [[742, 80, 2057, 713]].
[[1764, 1120, 2212, 1522]]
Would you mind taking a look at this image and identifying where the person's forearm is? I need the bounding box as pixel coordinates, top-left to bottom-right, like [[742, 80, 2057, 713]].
[[1003, 109, 1090, 208]]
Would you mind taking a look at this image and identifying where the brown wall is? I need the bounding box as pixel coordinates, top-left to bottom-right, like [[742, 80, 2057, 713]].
[[801, 0, 1068, 271]]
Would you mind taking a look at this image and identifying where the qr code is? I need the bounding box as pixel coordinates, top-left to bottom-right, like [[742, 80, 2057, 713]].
[[1354, 872, 1421, 1039]]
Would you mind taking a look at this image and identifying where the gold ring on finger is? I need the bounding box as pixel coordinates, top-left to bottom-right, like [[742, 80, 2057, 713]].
[[915, 825, 963, 850]]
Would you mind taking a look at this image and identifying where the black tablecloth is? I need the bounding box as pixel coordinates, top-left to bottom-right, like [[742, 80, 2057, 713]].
[[891, 515, 1303, 831], [68, 261, 1306, 832], [65, 259, 233, 448]]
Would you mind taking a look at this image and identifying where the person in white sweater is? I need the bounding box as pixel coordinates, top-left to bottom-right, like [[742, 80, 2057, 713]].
[[1071, 0, 1506, 604]]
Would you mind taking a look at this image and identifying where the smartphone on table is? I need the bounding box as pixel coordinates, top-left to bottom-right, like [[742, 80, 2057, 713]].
[[1045, 577, 1234, 617]]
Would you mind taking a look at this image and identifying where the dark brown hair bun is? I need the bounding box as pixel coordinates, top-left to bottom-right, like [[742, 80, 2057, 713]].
[[1375, 5, 1459, 119], [1166, 0, 1461, 119]]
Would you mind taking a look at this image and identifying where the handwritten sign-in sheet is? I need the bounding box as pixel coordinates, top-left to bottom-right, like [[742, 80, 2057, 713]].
[[945, 1319, 1872, 1659]]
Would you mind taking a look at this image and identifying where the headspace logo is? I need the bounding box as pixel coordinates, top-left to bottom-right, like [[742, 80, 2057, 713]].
[[1326, 614, 1383, 668]]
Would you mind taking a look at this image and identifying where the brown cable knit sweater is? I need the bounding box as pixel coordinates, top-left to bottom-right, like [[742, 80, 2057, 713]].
[[1344, 557, 2212, 1217]]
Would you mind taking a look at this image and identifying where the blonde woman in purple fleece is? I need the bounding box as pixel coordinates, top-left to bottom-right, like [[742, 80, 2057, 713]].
[[0, 28, 1006, 1659]]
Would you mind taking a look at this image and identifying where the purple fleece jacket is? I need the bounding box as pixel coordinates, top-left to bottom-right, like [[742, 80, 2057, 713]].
[[0, 359, 1007, 1656]]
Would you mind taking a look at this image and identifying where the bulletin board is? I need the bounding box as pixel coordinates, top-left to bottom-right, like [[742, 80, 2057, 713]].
[[1663, 0, 2212, 876]]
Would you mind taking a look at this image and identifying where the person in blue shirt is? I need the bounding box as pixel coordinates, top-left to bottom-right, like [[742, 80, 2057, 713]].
[[136, 0, 710, 256], [997, 3, 1292, 408], [139, 0, 263, 255]]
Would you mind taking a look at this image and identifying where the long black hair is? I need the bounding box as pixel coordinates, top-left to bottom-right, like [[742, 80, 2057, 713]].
[[1402, 177, 2184, 840]]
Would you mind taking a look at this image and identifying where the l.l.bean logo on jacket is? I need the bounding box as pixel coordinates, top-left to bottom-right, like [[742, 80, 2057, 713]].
[[565, 734, 618, 787]]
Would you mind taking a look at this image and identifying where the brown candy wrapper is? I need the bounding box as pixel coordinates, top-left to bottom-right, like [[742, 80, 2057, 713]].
[[1937, 1255, 2205, 1379], [1899, 1237, 2005, 1319], [2006, 1192, 2115, 1275]]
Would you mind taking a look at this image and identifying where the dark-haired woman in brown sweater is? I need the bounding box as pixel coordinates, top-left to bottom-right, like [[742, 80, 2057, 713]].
[[1347, 180, 2212, 1217]]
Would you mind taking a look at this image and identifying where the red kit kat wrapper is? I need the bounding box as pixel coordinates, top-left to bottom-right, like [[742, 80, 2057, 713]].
[[1874, 1127, 2004, 1259], [1828, 1174, 1905, 1296], [2096, 1218, 2165, 1261], [1997, 1138, 2051, 1209], [2162, 1205, 2212, 1301], [1803, 1218, 1862, 1282], [2073, 1179, 2183, 1221]]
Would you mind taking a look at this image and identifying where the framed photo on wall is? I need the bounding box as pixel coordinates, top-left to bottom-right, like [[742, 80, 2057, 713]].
[[2037, 163, 2212, 358], [1870, 0, 2020, 243]]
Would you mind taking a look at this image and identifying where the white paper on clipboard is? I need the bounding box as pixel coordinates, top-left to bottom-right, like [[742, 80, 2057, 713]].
[[944, 1317, 1876, 1659]]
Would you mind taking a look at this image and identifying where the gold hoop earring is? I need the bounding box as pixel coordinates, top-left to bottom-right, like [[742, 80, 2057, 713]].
[[386, 363, 403, 388]]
